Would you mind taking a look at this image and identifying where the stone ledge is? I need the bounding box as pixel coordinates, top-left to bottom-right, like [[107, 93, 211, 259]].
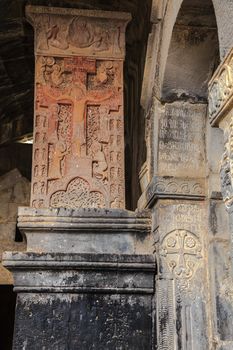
[[3, 252, 156, 294], [17, 207, 152, 254], [138, 176, 206, 209]]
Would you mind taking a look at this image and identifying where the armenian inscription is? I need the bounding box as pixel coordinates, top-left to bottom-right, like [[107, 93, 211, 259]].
[[158, 103, 206, 177], [27, 6, 130, 209]]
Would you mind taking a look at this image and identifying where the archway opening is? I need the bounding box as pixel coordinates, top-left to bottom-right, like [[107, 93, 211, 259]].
[[162, 0, 219, 103]]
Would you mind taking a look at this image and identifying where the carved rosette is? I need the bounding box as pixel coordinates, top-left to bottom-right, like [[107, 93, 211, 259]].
[[26, 6, 131, 209], [160, 229, 202, 280]]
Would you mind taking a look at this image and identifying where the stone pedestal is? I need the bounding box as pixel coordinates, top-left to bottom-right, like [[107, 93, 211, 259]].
[[3, 252, 155, 350], [17, 207, 152, 255]]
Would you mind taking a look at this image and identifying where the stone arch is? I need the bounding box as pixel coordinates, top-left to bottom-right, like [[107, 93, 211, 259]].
[[158, 0, 220, 100]]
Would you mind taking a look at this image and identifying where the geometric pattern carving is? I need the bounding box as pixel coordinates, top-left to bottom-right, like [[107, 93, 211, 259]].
[[160, 229, 202, 280]]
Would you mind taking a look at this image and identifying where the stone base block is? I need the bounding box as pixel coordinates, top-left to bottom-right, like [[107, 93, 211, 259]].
[[3, 252, 156, 350], [17, 207, 152, 254]]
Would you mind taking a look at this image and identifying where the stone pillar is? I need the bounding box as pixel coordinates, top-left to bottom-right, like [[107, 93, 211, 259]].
[[138, 101, 210, 349], [2, 6, 156, 349], [208, 47, 233, 349]]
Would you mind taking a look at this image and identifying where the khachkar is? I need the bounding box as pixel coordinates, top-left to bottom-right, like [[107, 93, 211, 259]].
[[2, 6, 156, 350], [28, 5, 127, 210]]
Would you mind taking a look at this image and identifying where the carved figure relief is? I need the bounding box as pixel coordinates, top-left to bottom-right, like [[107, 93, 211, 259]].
[[26, 6, 131, 59], [160, 229, 202, 280]]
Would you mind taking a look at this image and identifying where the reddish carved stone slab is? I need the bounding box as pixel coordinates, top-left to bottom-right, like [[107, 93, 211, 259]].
[[32, 56, 124, 209], [27, 6, 130, 209]]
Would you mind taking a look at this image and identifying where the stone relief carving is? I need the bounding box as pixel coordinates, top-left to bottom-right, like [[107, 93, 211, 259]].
[[151, 180, 204, 196], [160, 229, 202, 280], [220, 121, 233, 211], [27, 6, 130, 209], [26, 6, 131, 59], [32, 55, 125, 209], [208, 48, 233, 125], [50, 177, 105, 208]]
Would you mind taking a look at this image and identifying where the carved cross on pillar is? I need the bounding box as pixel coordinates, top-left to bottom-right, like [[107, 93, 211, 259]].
[[26, 6, 131, 209], [160, 229, 202, 279]]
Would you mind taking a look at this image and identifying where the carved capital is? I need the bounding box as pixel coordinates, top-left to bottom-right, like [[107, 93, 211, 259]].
[[26, 5, 131, 60]]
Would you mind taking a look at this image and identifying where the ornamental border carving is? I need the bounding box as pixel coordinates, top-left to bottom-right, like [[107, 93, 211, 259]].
[[138, 176, 205, 209], [208, 47, 233, 126]]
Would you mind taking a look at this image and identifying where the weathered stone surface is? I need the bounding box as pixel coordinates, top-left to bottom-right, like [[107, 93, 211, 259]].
[[0, 169, 30, 284], [3, 252, 156, 350], [14, 293, 153, 350]]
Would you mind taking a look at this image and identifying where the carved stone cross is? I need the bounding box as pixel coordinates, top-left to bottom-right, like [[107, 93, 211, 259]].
[[26, 6, 131, 209], [161, 229, 202, 279]]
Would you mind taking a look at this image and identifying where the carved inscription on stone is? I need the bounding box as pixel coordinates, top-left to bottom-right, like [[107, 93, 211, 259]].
[[31, 56, 124, 209], [158, 103, 206, 177], [26, 6, 131, 59]]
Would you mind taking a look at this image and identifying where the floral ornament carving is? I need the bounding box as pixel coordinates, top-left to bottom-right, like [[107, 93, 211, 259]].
[[50, 177, 105, 209], [160, 229, 202, 280]]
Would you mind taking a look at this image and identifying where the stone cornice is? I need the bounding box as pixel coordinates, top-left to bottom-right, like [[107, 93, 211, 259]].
[[208, 47, 233, 126]]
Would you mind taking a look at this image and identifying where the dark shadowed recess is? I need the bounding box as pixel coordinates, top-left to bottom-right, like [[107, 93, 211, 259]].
[[0, 285, 16, 350]]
